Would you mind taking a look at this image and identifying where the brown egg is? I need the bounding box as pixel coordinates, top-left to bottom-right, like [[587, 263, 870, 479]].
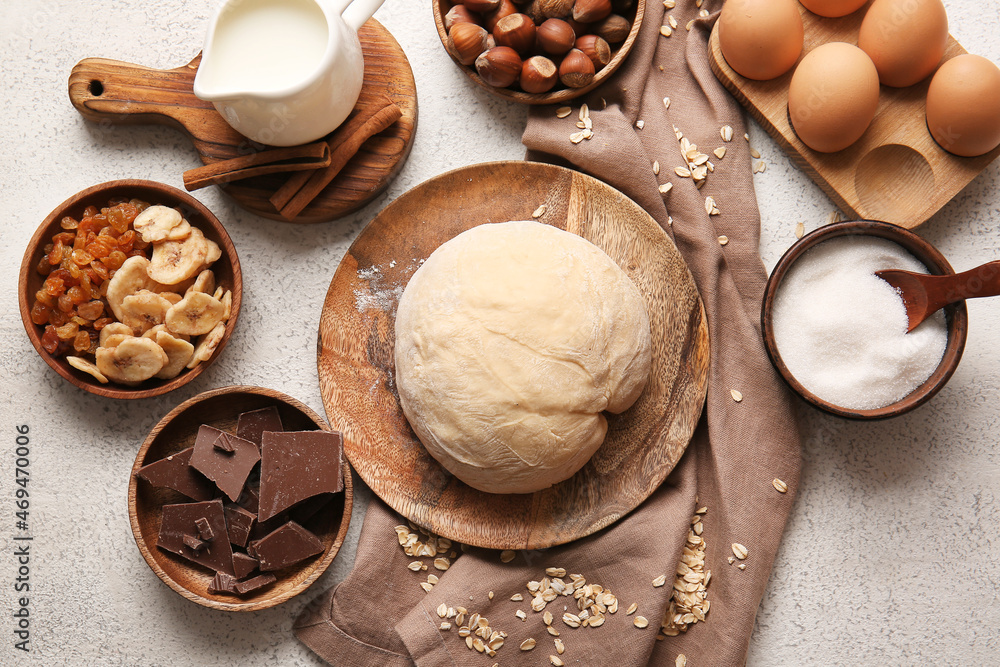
[[799, 0, 867, 17], [858, 0, 948, 87], [926, 55, 1000, 157], [718, 0, 803, 81], [788, 43, 880, 153]]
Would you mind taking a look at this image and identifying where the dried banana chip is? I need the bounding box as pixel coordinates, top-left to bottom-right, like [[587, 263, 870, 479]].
[[148, 227, 209, 285], [187, 269, 216, 296], [133, 205, 191, 244], [154, 330, 195, 379], [165, 292, 226, 337], [99, 322, 133, 347], [186, 322, 226, 370], [120, 290, 173, 335], [96, 337, 168, 384], [106, 256, 158, 321], [67, 356, 108, 384]]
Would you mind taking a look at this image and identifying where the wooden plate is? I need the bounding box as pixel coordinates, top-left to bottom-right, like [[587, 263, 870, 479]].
[[431, 0, 644, 105], [18, 179, 241, 400], [317, 161, 709, 550], [129, 385, 353, 612], [708, 4, 1000, 229], [68, 20, 416, 224]]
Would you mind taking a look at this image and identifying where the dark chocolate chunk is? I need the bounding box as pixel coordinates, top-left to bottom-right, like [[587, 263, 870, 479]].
[[249, 521, 325, 571], [223, 503, 256, 548], [158, 499, 235, 575], [214, 434, 236, 453], [237, 484, 260, 514], [258, 430, 343, 522], [232, 552, 259, 579], [136, 447, 215, 501], [189, 425, 261, 503], [234, 573, 277, 595], [236, 406, 284, 449], [183, 535, 206, 551], [208, 571, 238, 595], [195, 517, 214, 541]]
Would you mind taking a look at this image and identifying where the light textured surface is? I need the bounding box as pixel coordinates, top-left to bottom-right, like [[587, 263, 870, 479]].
[[0, 0, 997, 665]]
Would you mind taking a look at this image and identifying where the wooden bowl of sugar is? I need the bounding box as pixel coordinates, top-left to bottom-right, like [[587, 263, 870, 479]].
[[761, 220, 968, 420]]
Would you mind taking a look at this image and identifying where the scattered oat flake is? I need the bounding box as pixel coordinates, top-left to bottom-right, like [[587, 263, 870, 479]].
[[547, 626, 560, 636], [730, 388, 743, 402], [664, 0, 675, 7], [501, 550, 515, 563], [408, 561, 423, 571], [754, 160, 767, 173], [677, 655, 688, 667], [663, 97, 671, 109], [546, 567, 567, 578], [570, 131, 586, 144], [434, 557, 451, 571], [636, 119, 645, 129], [668, 15, 678, 29], [699, 7, 709, 16], [653, 160, 660, 175], [675, 166, 692, 178], [579, 103, 589, 120], [728, 556, 735, 565], [718, 235, 728, 245], [720, 125, 733, 142], [420, 582, 434, 592], [437, 603, 448, 618], [750, 147, 761, 159], [516, 609, 527, 620], [773, 478, 789, 493], [686, 19, 694, 30], [653, 574, 667, 587], [732, 543, 749, 560], [705, 196, 717, 215], [660, 25, 672, 37], [511, 593, 524, 601], [626, 602, 638, 615], [714, 147, 726, 159], [556, 107, 572, 118], [427, 574, 439, 585], [696, 0, 703, 7], [634, 616, 649, 628], [659, 182, 673, 194], [543, 610, 554, 626], [440, 622, 452, 631], [795, 222, 805, 238], [738, 563, 747, 570], [551, 656, 565, 666], [521, 638, 536, 650], [532, 205, 547, 218]]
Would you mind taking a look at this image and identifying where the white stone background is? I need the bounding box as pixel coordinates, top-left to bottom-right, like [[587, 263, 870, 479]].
[[0, 0, 998, 665]]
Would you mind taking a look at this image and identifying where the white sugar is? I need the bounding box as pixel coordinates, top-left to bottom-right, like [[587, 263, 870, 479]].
[[772, 236, 948, 410]]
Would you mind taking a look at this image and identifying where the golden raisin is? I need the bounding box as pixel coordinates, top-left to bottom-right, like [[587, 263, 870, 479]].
[[41, 326, 60, 354], [60, 216, 79, 230], [77, 300, 104, 320], [30, 302, 50, 326], [92, 317, 113, 330], [72, 331, 91, 352]]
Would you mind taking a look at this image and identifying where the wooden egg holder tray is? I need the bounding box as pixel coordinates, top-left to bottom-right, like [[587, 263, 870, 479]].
[[708, 4, 1000, 229], [68, 20, 416, 224]]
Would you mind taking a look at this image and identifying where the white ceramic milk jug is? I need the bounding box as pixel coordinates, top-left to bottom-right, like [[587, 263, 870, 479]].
[[193, 0, 385, 147]]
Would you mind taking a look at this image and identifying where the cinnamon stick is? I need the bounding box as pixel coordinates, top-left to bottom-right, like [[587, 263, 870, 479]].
[[182, 142, 331, 191], [270, 95, 402, 221]]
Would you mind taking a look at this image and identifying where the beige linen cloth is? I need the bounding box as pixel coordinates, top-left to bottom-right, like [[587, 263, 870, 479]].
[[295, 2, 800, 664]]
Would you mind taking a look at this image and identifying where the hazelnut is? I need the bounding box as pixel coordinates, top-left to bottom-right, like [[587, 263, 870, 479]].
[[558, 48, 595, 88], [538, 0, 574, 18], [447, 22, 490, 66], [522, 0, 548, 24], [565, 17, 591, 35], [494, 13, 536, 55], [574, 34, 611, 69], [536, 18, 576, 55], [592, 14, 630, 44], [476, 46, 523, 88], [572, 0, 612, 23], [462, 0, 501, 12], [444, 4, 477, 31], [484, 0, 518, 32], [520, 55, 559, 93]]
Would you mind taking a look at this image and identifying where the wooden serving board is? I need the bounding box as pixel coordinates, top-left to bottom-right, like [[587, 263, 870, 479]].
[[317, 161, 710, 550], [68, 20, 416, 224], [708, 4, 1000, 229]]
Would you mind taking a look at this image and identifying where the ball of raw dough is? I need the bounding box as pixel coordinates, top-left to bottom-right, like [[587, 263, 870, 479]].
[[394, 221, 652, 494]]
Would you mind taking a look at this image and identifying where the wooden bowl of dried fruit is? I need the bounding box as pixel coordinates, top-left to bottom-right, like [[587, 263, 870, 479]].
[[18, 179, 241, 399], [129, 385, 353, 612], [433, 0, 644, 105]]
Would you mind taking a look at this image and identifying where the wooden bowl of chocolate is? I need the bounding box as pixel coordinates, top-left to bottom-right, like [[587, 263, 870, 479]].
[[761, 220, 968, 420], [18, 179, 241, 399], [433, 0, 644, 104], [129, 385, 352, 612]]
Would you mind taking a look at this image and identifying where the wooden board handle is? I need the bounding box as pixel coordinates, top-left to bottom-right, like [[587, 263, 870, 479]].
[[68, 55, 249, 161]]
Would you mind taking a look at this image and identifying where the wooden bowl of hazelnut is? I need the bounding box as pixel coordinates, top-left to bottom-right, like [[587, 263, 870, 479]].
[[433, 0, 644, 104]]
